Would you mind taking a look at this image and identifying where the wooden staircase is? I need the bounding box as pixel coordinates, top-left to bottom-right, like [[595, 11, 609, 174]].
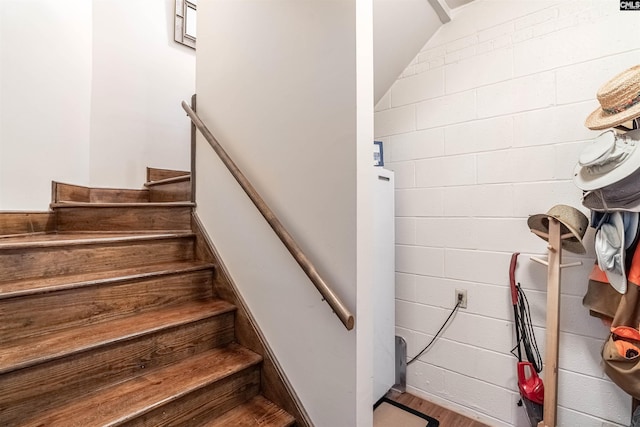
[[0, 168, 299, 426]]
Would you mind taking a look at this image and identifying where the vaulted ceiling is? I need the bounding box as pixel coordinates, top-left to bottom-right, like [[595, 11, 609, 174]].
[[373, 0, 473, 103]]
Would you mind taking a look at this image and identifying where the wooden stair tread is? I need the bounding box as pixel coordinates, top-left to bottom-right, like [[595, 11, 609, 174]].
[[0, 231, 193, 249], [21, 343, 262, 427], [0, 299, 236, 374], [0, 172, 302, 426], [51, 201, 194, 208], [0, 260, 215, 300], [197, 395, 296, 427], [145, 174, 191, 187], [0, 231, 142, 243]]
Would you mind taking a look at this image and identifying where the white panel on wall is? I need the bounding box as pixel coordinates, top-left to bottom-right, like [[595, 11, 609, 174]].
[[376, 0, 639, 424]]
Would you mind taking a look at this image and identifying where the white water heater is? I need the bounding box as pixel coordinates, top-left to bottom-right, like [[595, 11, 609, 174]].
[[373, 168, 395, 403]]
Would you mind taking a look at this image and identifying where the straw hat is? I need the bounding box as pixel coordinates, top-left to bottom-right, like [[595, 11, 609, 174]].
[[527, 205, 588, 254], [585, 65, 640, 130]]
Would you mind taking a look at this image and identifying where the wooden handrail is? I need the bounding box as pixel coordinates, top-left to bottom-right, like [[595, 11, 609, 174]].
[[182, 100, 355, 331]]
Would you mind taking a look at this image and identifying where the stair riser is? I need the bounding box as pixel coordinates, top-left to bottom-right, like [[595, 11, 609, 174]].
[[53, 182, 90, 202], [123, 367, 261, 427], [0, 212, 54, 236], [0, 238, 194, 283], [149, 180, 191, 202], [90, 188, 150, 203], [147, 168, 190, 182], [56, 207, 192, 232], [0, 314, 235, 426], [0, 270, 215, 342], [54, 182, 151, 204]]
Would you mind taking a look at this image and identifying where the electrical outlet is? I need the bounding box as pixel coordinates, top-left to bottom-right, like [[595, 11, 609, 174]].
[[455, 289, 467, 309]]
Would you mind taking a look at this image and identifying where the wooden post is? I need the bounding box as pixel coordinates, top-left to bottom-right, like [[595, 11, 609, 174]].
[[190, 94, 197, 204], [538, 218, 562, 427]]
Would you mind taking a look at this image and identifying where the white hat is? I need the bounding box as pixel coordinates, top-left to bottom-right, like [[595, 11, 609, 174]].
[[574, 129, 640, 191], [595, 211, 640, 294]]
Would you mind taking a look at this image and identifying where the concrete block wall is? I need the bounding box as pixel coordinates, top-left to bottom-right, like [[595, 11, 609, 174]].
[[374, 1, 640, 425]]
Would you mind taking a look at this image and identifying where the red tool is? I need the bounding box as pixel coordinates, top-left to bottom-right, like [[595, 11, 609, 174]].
[[510, 253, 544, 425], [518, 361, 544, 405]]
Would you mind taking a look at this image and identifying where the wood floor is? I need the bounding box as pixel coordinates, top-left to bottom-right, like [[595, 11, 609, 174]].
[[387, 390, 490, 427]]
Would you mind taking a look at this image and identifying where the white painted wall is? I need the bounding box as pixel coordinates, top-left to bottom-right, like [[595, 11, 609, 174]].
[[357, 0, 375, 424], [0, 0, 92, 210], [89, 0, 195, 189], [195, 1, 374, 425], [0, 0, 195, 209], [375, 1, 639, 425], [0, 9, 4, 209], [373, 0, 442, 104]]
